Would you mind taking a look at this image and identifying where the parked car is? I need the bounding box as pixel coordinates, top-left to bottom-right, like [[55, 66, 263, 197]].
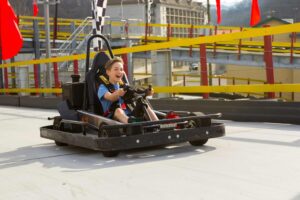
[[189, 62, 198, 71]]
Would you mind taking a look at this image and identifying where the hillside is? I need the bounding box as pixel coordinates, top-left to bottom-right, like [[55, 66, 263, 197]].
[[210, 0, 300, 26]]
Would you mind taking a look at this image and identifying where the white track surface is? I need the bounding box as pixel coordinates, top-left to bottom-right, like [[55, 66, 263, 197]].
[[0, 106, 300, 200]]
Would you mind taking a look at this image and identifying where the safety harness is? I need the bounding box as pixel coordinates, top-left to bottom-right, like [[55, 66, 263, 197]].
[[98, 75, 127, 117]]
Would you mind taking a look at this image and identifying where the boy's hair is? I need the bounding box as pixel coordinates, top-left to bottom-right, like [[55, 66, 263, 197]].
[[104, 57, 124, 70]]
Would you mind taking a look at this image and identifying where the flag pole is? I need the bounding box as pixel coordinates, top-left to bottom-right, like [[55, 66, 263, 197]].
[[52, 1, 58, 48], [42, 0, 52, 91], [207, 0, 213, 86]]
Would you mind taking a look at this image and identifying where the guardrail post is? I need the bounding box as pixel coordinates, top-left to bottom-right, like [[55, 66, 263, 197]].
[[290, 32, 295, 64], [263, 25, 275, 99], [73, 56, 79, 75], [145, 22, 149, 45], [237, 27, 243, 60], [167, 23, 171, 41], [53, 61, 60, 89], [121, 53, 129, 81], [33, 19, 41, 88], [218, 76, 221, 86], [125, 22, 129, 38], [10, 57, 16, 89], [34, 63, 39, 93], [189, 25, 194, 57], [213, 26, 217, 58], [4, 66, 8, 94], [279, 82, 282, 98], [200, 35, 209, 99], [0, 57, 3, 91], [125, 40, 133, 84]]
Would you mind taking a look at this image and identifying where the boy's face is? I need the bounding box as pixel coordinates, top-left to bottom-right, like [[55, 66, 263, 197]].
[[106, 62, 124, 83]]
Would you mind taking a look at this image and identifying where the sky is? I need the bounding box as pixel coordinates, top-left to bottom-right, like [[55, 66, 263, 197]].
[[194, 0, 244, 6]]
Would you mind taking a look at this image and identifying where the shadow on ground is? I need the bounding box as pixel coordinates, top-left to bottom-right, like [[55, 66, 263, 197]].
[[0, 142, 216, 172]]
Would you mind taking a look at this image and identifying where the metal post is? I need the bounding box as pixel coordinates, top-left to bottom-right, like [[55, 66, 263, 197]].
[[237, 27, 243, 60], [167, 23, 171, 41], [213, 25, 217, 58], [34, 62, 39, 95], [189, 25, 194, 57], [207, 0, 213, 86], [4, 65, 8, 93], [43, 0, 52, 89], [73, 57, 79, 75], [53, 61, 60, 88], [263, 25, 275, 99], [290, 32, 295, 64], [52, 2, 58, 48], [126, 40, 133, 84], [33, 19, 41, 88], [10, 57, 16, 88]]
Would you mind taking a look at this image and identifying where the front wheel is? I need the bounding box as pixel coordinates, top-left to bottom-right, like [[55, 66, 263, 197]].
[[189, 139, 208, 146], [102, 151, 120, 157]]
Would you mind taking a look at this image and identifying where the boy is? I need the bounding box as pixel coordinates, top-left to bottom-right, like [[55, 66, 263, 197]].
[[98, 57, 158, 123]]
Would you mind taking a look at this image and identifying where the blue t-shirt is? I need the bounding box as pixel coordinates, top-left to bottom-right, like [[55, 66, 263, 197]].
[[97, 83, 130, 116]]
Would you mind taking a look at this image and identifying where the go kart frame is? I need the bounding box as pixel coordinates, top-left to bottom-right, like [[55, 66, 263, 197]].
[[40, 35, 225, 157]]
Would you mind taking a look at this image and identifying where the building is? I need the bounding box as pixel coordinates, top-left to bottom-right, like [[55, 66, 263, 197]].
[[106, 0, 206, 37]]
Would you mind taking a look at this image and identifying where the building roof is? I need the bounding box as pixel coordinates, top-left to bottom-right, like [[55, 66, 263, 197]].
[[254, 17, 290, 27]]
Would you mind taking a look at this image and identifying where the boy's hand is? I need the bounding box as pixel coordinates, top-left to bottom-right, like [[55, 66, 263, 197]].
[[147, 88, 154, 96], [117, 89, 126, 97]]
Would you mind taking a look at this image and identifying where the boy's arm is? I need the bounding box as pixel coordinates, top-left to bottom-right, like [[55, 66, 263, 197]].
[[104, 89, 126, 102]]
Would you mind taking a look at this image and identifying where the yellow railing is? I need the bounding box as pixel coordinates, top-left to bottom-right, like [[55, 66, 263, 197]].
[[2, 22, 300, 69], [1, 84, 300, 94], [1, 23, 300, 100]]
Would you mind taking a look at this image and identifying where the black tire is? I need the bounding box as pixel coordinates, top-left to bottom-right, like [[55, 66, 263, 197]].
[[102, 151, 120, 157], [189, 139, 208, 146], [53, 117, 68, 146], [55, 141, 68, 146]]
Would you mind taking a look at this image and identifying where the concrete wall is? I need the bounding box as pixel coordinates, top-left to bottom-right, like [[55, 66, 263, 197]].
[[225, 65, 299, 101]]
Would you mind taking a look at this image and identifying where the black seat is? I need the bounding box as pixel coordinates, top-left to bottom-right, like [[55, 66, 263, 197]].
[[85, 52, 130, 115], [85, 52, 111, 115]]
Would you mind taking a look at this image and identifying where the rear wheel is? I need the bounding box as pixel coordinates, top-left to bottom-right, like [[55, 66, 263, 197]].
[[189, 139, 208, 146], [187, 118, 208, 146], [55, 141, 68, 146], [53, 117, 68, 146], [102, 151, 120, 157]]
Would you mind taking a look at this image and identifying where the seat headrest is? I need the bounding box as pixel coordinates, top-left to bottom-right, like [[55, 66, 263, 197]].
[[91, 52, 111, 75]]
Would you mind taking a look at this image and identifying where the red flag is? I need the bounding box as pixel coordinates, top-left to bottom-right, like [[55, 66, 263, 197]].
[[33, 0, 39, 16], [0, 0, 23, 60], [250, 0, 261, 26], [216, 0, 221, 24]]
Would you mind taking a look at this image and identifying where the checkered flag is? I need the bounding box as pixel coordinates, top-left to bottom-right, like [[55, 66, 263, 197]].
[[91, 0, 107, 50]]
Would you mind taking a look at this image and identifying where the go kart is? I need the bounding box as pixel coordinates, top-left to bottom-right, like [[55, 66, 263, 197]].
[[40, 35, 225, 157]]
